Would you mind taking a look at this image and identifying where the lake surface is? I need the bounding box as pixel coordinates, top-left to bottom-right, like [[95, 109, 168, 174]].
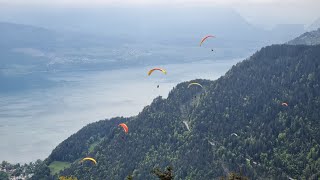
[[0, 59, 241, 163]]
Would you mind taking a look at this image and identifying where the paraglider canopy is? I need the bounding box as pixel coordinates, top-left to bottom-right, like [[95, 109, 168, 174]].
[[282, 102, 288, 106], [81, 157, 97, 165], [148, 68, 167, 76], [188, 82, 203, 88], [119, 123, 129, 134], [231, 133, 238, 137], [200, 35, 215, 46]]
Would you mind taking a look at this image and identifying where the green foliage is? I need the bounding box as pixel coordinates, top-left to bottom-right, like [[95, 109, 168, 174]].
[[46, 118, 124, 163], [30, 160, 52, 180], [33, 44, 320, 179], [0, 171, 9, 180], [88, 141, 100, 153], [49, 161, 72, 175]]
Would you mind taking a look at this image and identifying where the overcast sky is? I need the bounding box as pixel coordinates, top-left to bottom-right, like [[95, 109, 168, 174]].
[[0, 0, 319, 28]]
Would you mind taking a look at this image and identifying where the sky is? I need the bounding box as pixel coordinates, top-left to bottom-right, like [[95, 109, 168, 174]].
[[0, 0, 319, 28], [0, 0, 319, 6]]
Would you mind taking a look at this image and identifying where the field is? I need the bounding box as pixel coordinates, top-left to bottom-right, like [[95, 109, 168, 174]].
[[49, 161, 72, 175]]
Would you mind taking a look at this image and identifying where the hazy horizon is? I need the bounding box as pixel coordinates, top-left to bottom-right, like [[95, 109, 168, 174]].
[[0, 0, 319, 29]]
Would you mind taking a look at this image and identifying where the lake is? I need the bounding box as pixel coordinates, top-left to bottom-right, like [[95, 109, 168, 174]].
[[0, 58, 241, 163]]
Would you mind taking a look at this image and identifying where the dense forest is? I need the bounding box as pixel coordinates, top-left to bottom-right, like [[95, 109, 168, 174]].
[[31, 44, 320, 180]]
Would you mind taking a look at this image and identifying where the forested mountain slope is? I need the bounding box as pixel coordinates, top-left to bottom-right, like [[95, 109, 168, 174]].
[[287, 28, 320, 45], [34, 44, 320, 180]]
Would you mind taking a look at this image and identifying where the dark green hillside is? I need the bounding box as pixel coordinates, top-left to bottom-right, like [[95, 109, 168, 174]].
[[193, 45, 320, 179], [47, 117, 126, 163], [34, 44, 320, 179]]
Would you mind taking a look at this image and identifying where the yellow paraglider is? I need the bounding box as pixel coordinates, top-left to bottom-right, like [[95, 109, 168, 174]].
[[148, 68, 167, 76], [81, 157, 97, 165], [188, 83, 203, 88]]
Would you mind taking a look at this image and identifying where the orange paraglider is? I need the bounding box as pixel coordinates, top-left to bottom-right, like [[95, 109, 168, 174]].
[[119, 123, 129, 134]]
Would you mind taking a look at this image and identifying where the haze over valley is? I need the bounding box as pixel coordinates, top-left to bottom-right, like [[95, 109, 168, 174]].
[[0, 1, 320, 179]]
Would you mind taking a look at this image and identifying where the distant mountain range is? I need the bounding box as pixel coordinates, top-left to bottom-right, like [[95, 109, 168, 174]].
[[0, 22, 58, 49], [288, 28, 320, 45], [270, 24, 305, 43], [0, 22, 124, 50], [307, 17, 320, 31], [0, 22, 130, 92], [0, 11, 312, 93], [0, 7, 304, 45]]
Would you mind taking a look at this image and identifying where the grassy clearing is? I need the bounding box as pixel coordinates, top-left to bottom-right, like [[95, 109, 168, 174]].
[[89, 141, 99, 152], [89, 139, 103, 153], [49, 161, 71, 175]]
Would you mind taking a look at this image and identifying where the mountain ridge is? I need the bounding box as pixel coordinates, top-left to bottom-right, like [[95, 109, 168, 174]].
[[287, 28, 320, 45]]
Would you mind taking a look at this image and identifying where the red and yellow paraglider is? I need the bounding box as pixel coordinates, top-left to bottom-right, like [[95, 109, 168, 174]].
[[118, 123, 129, 134], [200, 35, 215, 46], [148, 68, 167, 76]]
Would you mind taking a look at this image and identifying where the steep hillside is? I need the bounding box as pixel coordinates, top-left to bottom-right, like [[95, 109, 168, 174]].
[[33, 44, 320, 179], [287, 28, 320, 45]]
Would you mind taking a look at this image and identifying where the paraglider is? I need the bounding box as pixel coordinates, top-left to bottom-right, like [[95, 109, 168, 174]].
[[231, 133, 238, 137], [282, 102, 288, 107], [199, 35, 215, 46], [157, 85, 160, 88], [188, 82, 203, 89], [81, 157, 97, 165], [119, 123, 129, 134], [188, 83, 204, 99], [208, 141, 215, 146], [148, 68, 167, 76]]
